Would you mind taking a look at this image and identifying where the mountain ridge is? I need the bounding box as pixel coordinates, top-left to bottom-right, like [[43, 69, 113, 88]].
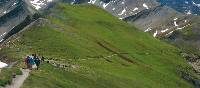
[[1, 1, 200, 88], [1, 4, 199, 88]]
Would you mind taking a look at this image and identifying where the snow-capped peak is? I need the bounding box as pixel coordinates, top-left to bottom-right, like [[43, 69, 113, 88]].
[[88, 0, 97, 4], [143, 3, 149, 9], [118, 8, 126, 16], [30, 0, 53, 10], [153, 30, 158, 37], [192, 1, 200, 7]]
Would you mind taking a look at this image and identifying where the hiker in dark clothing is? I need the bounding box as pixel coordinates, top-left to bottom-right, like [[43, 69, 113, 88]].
[[12, 73, 16, 78], [32, 54, 36, 60], [34, 56, 41, 70], [41, 56, 45, 62]]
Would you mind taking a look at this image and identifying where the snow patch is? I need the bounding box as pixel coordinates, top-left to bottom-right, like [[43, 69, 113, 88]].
[[12, 2, 17, 6], [0, 39, 4, 43], [185, 1, 189, 4], [3, 11, 7, 14], [118, 8, 126, 16], [176, 24, 191, 30], [192, 1, 200, 7], [121, 1, 125, 4], [166, 24, 191, 36], [186, 10, 192, 15], [144, 28, 152, 32], [184, 20, 187, 23], [0, 32, 6, 38], [174, 21, 178, 26], [166, 31, 174, 36], [174, 17, 178, 20], [161, 28, 169, 33], [102, 2, 110, 8], [88, 0, 96, 4], [153, 30, 158, 37], [30, 0, 53, 10], [0, 61, 8, 68], [143, 3, 149, 9], [174, 17, 178, 26], [132, 7, 139, 12]]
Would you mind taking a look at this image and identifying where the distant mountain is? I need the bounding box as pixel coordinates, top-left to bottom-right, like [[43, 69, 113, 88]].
[[157, 0, 200, 15], [86, 0, 193, 37], [2, 0, 200, 40], [25, 0, 54, 10], [2, 0, 200, 55], [0, 0, 31, 42], [88, 0, 159, 19], [1, 1, 200, 88], [1, 3, 199, 88], [0, 0, 57, 42]]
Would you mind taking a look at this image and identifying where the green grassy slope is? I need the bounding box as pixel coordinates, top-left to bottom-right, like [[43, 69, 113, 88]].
[[0, 3, 196, 88]]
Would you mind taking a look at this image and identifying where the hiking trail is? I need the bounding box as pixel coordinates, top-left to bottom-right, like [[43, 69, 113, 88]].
[[5, 68, 30, 88], [44, 53, 119, 70]]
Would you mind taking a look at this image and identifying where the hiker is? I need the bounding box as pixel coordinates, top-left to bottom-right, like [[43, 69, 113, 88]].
[[41, 56, 45, 62], [12, 72, 16, 78], [24, 56, 29, 69], [33, 54, 37, 59], [28, 54, 37, 69], [34, 56, 41, 70]]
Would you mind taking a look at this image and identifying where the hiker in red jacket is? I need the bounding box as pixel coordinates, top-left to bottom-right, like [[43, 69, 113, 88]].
[[24, 56, 29, 69]]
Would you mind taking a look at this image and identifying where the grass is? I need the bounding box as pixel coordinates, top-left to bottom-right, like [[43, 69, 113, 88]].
[[0, 3, 197, 88], [0, 66, 21, 86]]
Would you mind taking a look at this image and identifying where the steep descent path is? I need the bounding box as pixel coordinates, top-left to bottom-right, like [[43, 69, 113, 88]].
[[5, 68, 30, 88]]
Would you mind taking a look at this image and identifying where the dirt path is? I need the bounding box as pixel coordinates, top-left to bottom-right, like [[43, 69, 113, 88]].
[[5, 68, 30, 88], [44, 54, 119, 70]]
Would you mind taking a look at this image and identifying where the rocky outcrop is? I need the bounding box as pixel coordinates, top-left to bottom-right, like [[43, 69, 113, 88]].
[[0, 0, 59, 43], [179, 69, 200, 88], [177, 52, 200, 88], [181, 53, 200, 74], [157, 0, 200, 15], [0, 0, 38, 42]]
